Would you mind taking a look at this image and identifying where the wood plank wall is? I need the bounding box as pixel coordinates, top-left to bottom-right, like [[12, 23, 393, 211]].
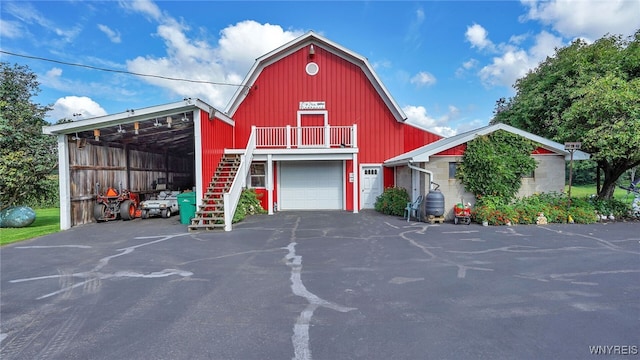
[[68, 141, 193, 226]]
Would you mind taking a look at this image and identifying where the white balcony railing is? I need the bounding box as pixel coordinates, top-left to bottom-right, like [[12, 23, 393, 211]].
[[254, 125, 357, 149]]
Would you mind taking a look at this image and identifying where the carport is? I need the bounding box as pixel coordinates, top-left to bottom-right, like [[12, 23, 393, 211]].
[[43, 98, 232, 230]]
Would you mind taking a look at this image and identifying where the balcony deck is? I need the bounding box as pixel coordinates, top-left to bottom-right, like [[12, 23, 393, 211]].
[[225, 125, 358, 158]]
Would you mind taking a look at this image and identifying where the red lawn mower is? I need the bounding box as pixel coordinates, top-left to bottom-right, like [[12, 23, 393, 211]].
[[94, 183, 140, 222]]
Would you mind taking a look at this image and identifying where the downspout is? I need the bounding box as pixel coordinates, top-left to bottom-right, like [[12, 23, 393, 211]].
[[408, 160, 434, 191]]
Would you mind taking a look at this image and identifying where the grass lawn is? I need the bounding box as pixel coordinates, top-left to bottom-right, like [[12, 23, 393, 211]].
[[0, 208, 60, 246], [567, 184, 637, 203]]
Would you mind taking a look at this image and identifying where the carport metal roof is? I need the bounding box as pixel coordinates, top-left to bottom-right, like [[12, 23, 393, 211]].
[[42, 98, 234, 153]]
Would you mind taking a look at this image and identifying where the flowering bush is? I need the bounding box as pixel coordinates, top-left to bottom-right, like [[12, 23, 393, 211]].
[[473, 192, 598, 225]]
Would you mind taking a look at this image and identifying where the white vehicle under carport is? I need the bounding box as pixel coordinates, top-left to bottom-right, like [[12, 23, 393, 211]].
[[139, 191, 180, 219]]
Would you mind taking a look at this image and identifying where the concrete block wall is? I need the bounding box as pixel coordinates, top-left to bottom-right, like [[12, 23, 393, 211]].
[[422, 156, 474, 220], [395, 154, 566, 221], [516, 155, 566, 198], [396, 165, 411, 194]]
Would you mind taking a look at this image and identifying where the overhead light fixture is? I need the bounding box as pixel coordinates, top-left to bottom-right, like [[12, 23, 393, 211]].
[[134, 122, 139, 135], [93, 129, 100, 141], [181, 112, 189, 122], [309, 44, 315, 58], [154, 118, 161, 127], [117, 124, 126, 134], [166, 116, 172, 128]]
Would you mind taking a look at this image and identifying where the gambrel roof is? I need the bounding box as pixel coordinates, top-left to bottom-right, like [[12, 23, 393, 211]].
[[225, 31, 407, 122], [384, 123, 590, 166]]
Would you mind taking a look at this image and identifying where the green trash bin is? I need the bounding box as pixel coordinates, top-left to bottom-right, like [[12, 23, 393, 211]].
[[177, 192, 197, 225]]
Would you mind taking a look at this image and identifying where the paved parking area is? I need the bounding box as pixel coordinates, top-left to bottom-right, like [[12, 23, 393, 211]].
[[1, 211, 639, 359]]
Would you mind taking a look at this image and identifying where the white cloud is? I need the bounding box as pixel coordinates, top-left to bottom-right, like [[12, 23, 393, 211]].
[[217, 20, 303, 74], [462, 59, 478, 70], [0, 19, 23, 39], [455, 58, 479, 78], [410, 71, 437, 87], [40, 66, 136, 103], [46, 67, 63, 78], [49, 96, 108, 122], [477, 31, 563, 88], [125, 11, 303, 109], [119, 0, 162, 21], [403, 105, 458, 137], [465, 23, 495, 51], [521, 0, 640, 40], [4, 2, 80, 42], [404, 7, 425, 47], [98, 24, 121, 43]]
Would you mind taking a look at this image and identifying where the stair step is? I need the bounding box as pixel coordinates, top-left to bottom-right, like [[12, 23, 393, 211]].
[[188, 224, 225, 231], [189, 218, 224, 225]]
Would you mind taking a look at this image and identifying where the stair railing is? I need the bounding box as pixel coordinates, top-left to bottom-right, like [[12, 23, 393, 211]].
[[223, 126, 257, 231]]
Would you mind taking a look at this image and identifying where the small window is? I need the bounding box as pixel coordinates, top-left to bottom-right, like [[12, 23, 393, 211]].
[[522, 170, 535, 179], [250, 163, 266, 188], [306, 62, 319, 76], [449, 162, 459, 179]]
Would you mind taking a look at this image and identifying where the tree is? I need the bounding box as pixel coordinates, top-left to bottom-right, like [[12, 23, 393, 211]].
[[0, 62, 56, 210], [493, 30, 640, 199]]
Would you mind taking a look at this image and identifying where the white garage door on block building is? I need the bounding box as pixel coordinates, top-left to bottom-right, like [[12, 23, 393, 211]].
[[279, 161, 343, 210]]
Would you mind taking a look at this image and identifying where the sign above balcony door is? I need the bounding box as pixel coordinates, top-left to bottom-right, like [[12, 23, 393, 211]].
[[299, 101, 326, 110], [297, 109, 328, 147]]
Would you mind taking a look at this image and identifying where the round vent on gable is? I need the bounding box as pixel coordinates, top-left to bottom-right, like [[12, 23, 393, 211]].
[[306, 62, 319, 76]]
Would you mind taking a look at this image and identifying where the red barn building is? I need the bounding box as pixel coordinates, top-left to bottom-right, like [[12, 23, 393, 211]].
[[221, 32, 440, 216], [43, 31, 441, 231]]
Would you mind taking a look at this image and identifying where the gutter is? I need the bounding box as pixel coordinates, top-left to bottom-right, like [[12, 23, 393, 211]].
[[408, 161, 435, 191]]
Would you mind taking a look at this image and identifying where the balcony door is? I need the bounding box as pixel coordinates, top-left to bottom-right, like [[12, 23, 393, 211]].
[[297, 110, 328, 148]]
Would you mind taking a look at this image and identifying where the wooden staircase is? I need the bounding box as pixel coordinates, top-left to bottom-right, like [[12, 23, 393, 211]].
[[188, 154, 241, 231]]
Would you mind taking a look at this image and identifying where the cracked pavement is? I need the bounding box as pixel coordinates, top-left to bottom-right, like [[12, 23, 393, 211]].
[[1, 211, 639, 359]]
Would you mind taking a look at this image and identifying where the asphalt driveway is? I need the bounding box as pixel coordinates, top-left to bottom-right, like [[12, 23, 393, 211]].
[[1, 211, 639, 359]]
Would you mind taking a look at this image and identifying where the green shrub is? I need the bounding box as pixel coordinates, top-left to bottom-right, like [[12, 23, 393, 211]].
[[375, 187, 410, 216], [233, 189, 266, 223], [473, 192, 599, 225], [587, 196, 629, 218]]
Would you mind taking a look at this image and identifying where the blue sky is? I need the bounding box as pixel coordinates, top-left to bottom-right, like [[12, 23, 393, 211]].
[[1, 0, 639, 136]]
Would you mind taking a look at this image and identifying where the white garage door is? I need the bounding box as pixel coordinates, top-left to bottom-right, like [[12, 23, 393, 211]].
[[280, 161, 343, 210]]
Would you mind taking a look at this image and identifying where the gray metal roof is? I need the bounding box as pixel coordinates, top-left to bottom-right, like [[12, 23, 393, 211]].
[[42, 98, 230, 153], [384, 123, 590, 166]]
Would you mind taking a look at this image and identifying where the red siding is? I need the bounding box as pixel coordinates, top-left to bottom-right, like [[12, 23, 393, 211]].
[[254, 188, 268, 209], [232, 45, 418, 163], [232, 44, 440, 210], [532, 147, 554, 154], [383, 167, 394, 188], [199, 109, 234, 197], [437, 144, 466, 156], [404, 124, 442, 152]]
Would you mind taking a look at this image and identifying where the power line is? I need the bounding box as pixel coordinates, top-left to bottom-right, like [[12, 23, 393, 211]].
[[0, 49, 246, 88]]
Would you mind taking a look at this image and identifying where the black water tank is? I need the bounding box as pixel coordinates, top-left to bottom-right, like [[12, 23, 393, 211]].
[[424, 189, 445, 216]]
